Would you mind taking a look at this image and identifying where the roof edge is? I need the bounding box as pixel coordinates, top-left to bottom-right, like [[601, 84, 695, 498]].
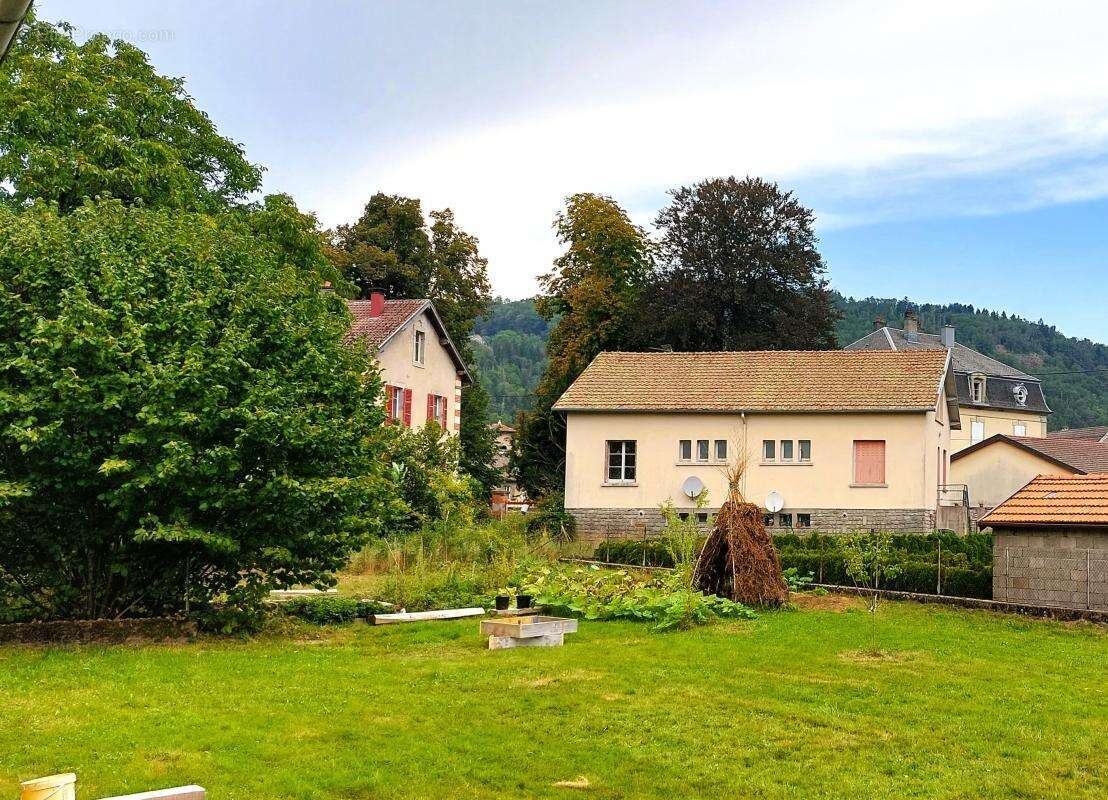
[[951, 434, 1086, 474]]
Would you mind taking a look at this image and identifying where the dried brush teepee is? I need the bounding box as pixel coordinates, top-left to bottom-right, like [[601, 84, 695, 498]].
[[693, 448, 788, 606]]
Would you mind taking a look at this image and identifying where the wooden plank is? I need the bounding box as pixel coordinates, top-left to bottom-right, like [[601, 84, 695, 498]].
[[488, 633, 563, 649], [371, 607, 484, 625], [98, 787, 206, 800], [480, 616, 578, 639]]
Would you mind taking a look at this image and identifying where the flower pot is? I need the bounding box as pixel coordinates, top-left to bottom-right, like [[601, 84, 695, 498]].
[[495, 595, 511, 610], [517, 594, 533, 609]]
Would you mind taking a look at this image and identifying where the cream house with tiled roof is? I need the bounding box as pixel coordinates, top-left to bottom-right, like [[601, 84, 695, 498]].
[[845, 313, 1050, 451], [554, 349, 961, 538], [343, 292, 470, 433]]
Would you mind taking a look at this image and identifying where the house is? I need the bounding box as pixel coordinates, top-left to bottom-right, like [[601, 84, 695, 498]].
[[845, 312, 1050, 451], [553, 349, 961, 540], [980, 473, 1108, 611], [1047, 425, 1108, 442], [343, 291, 470, 432], [489, 422, 529, 515], [951, 434, 1108, 521]]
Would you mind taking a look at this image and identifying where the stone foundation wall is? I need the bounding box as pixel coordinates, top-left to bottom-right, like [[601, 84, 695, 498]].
[[570, 507, 935, 544]]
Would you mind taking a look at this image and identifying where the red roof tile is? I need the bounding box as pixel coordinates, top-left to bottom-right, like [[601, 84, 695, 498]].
[[980, 474, 1108, 526], [343, 299, 427, 348]]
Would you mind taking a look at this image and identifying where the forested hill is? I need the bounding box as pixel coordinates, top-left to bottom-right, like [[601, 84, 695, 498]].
[[472, 294, 1108, 430]]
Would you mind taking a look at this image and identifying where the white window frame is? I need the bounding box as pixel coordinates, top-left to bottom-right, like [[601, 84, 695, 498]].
[[389, 386, 404, 421], [971, 420, 985, 443], [696, 439, 710, 462], [606, 440, 637, 484], [714, 439, 728, 461], [414, 329, 426, 366], [798, 439, 812, 463], [971, 374, 986, 404], [433, 395, 447, 425], [1013, 422, 1027, 436], [678, 439, 692, 461], [762, 439, 776, 462], [780, 439, 794, 463]]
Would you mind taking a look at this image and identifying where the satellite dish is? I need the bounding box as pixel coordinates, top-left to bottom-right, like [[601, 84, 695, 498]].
[[765, 491, 784, 513], [682, 475, 705, 499]]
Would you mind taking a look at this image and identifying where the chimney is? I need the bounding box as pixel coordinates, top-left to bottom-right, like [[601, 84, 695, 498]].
[[941, 324, 955, 348], [369, 291, 385, 317], [320, 280, 334, 295], [873, 316, 885, 330], [904, 310, 919, 334]]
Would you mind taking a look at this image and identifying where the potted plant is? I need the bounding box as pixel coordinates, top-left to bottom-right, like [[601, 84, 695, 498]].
[[495, 592, 511, 610], [516, 593, 533, 609]]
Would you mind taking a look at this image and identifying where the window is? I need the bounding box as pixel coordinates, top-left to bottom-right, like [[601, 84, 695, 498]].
[[796, 513, 811, 528], [763, 513, 775, 527], [853, 440, 886, 485], [1013, 422, 1027, 436], [429, 394, 447, 429], [678, 512, 690, 521], [971, 420, 985, 443], [606, 440, 636, 483], [763, 440, 776, 461], [778, 513, 793, 528], [696, 512, 709, 524], [388, 386, 404, 422], [696, 439, 710, 461], [971, 374, 986, 404], [799, 440, 811, 462], [781, 440, 794, 462], [679, 440, 692, 461], [715, 439, 728, 461], [413, 330, 426, 365]]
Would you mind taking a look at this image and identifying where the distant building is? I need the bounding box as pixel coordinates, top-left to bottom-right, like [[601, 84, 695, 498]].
[[343, 291, 471, 433], [554, 349, 963, 539], [489, 422, 528, 515], [1047, 425, 1108, 443], [845, 311, 1050, 451]]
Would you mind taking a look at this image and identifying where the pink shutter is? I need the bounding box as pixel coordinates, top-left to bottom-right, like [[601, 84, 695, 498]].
[[854, 440, 885, 485], [403, 388, 413, 427], [426, 393, 435, 427]]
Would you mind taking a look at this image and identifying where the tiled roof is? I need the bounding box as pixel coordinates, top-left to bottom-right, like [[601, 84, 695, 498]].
[[846, 327, 1036, 380], [553, 350, 950, 412], [1047, 425, 1108, 443], [344, 299, 427, 348], [953, 434, 1108, 473], [980, 474, 1108, 526]]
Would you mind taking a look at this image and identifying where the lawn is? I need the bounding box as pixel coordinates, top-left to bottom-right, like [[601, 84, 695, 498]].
[[2, 599, 1106, 800]]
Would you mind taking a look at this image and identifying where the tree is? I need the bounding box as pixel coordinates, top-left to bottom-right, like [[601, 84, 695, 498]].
[[0, 17, 261, 213], [841, 531, 903, 654], [328, 193, 497, 494], [0, 201, 390, 621], [641, 176, 838, 351], [515, 194, 653, 497]]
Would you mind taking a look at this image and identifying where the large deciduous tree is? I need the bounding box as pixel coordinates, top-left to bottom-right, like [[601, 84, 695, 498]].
[[0, 17, 262, 213], [328, 193, 499, 497], [0, 201, 390, 621], [640, 176, 839, 351], [514, 194, 653, 497]]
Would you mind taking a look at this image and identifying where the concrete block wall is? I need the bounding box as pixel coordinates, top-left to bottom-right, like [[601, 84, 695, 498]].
[[992, 527, 1108, 611]]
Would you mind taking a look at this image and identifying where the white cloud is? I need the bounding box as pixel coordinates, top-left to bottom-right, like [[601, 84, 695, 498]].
[[311, 0, 1108, 298]]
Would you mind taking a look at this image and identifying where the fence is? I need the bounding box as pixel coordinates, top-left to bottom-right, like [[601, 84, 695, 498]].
[[997, 547, 1108, 611]]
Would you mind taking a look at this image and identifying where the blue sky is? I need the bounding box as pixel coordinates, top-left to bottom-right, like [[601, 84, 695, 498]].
[[36, 0, 1108, 342]]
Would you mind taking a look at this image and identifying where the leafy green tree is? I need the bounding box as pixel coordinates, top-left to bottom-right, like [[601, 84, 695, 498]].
[[515, 193, 653, 497], [0, 201, 390, 621], [328, 193, 497, 495], [459, 379, 501, 499], [841, 531, 903, 654], [0, 17, 261, 213], [382, 423, 478, 533], [642, 176, 839, 351]]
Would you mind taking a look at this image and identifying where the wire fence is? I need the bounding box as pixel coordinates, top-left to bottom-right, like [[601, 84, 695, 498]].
[[999, 547, 1108, 611]]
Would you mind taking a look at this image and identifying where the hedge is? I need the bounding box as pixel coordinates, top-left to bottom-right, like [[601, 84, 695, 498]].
[[594, 532, 994, 599]]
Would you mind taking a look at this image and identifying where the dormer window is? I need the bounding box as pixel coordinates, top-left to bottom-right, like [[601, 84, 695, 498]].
[[970, 374, 986, 404]]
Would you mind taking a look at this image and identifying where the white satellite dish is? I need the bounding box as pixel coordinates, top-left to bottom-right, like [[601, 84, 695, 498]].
[[682, 475, 705, 499], [765, 491, 784, 513]]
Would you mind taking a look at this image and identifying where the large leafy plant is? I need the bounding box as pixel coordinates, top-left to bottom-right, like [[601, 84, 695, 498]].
[[0, 201, 390, 621]]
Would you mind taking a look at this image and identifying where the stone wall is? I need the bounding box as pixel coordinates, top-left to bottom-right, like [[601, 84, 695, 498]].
[[992, 527, 1108, 611], [570, 507, 935, 544]]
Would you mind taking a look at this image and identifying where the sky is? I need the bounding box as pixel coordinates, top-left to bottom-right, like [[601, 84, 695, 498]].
[[36, 0, 1108, 342]]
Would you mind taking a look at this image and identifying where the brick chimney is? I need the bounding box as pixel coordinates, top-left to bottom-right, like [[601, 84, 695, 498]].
[[369, 291, 385, 317], [941, 324, 955, 348], [873, 316, 885, 330], [904, 310, 919, 334]]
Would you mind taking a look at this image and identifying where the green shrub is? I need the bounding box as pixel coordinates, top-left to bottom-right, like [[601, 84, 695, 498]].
[[278, 596, 391, 625]]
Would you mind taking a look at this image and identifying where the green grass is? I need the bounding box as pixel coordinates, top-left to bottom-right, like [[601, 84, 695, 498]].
[[2, 600, 1106, 799]]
